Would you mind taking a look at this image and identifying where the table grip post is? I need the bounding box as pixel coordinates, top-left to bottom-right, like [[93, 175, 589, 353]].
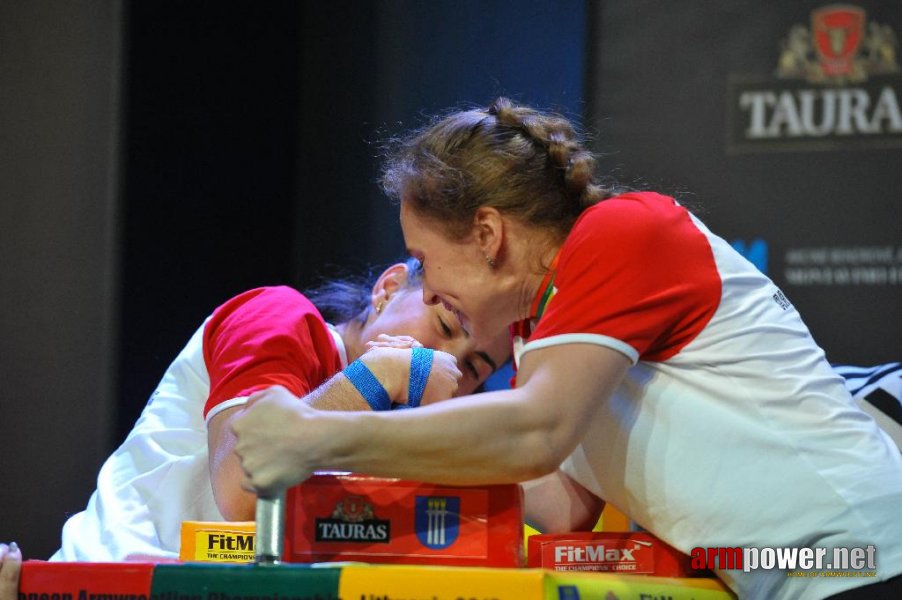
[[255, 491, 286, 564]]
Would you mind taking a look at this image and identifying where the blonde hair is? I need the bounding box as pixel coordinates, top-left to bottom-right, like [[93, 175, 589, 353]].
[[381, 97, 616, 241]]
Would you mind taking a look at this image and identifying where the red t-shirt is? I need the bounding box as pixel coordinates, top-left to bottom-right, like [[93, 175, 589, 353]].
[[202, 286, 342, 418], [529, 191, 722, 363]]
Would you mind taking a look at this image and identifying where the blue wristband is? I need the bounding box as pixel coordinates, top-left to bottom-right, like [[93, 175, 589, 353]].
[[406, 347, 434, 409], [344, 359, 391, 411]]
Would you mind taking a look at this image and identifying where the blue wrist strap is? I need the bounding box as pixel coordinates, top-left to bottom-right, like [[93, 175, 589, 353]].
[[406, 347, 434, 409], [344, 359, 391, 411]]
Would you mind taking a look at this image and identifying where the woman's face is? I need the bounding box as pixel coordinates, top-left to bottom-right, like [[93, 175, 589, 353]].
[[399, 201, 510, 342], [362, 286, 510, 397]]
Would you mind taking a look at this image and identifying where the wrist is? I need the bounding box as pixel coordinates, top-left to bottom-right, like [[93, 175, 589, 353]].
[[358, 347, 409, 403]]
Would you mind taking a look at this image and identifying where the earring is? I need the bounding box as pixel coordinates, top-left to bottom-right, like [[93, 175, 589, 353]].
[[485, 254, 497, 268], [375, 300, 386, 314]]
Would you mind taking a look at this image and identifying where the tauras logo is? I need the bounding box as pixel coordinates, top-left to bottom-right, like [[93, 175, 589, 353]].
[[728, 4, 902, 152], [314, 495, 390, 543], [738, 85, 901, 139], [315, 520, 389, 542]]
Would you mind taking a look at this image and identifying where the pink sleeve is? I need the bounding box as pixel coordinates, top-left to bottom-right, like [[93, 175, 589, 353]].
[[201, 286, 341, 418], [531, 192, 722, 362]]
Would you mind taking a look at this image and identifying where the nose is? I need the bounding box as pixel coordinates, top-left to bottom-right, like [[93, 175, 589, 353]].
[[421, 281, 441, 306]]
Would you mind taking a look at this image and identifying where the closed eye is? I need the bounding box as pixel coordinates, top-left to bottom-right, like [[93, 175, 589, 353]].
[[438, 316, 452, 338], [463, 359, 479, 378], [475, 351, 498, 373]]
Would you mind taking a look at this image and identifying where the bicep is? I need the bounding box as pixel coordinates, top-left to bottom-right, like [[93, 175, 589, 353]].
[[516, 342, 631, 462], [208, 404, 256, 520]]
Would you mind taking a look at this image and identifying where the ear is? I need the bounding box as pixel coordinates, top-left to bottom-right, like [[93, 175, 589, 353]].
[[473, 207, 504, 260], [370, 262, 410, 310]]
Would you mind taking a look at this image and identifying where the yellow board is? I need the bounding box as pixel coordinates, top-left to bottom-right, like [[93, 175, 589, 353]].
[[546, 571, 736, 599], [339, 564, 546, 600], [337, 564, 735, 600], [597, 503, 631, 532], [179, 521, 256, 563]]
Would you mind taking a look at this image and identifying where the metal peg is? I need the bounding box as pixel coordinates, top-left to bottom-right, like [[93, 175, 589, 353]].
[[254, 491, 286, 564]]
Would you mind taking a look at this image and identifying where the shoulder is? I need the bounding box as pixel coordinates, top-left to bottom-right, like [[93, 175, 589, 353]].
[[214, 285, 315, 313], [204, 286, 331, 357], [570, 192, 684, 242], [560, 192, 692, 271], [202, 286, 340, 417], [535, 191, 721, 361], [209, 286, 322, 326]]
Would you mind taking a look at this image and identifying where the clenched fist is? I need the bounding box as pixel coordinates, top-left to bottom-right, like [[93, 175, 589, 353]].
[[231, 386, 319, 496]]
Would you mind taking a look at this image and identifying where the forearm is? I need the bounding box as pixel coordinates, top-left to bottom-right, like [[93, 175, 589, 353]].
[[308, 388, 563, 485], [232, 343, 630, 496], [300, 346, 630, 485]]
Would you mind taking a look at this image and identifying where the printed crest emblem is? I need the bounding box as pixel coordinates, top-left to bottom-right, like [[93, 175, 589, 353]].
[[775, 4, 899, 84], [415, 495, 460, 549], [332, 495, 374, 522], [812, 5, 865, 77]]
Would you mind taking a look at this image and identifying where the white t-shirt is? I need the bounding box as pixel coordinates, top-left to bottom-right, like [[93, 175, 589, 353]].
[[52, 287, 345, 560], [515, 192, 902, 600]]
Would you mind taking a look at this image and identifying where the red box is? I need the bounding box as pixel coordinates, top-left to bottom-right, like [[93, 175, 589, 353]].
[[284, 472, 524, 567], [527, 531, 701, 577], [19, 561, 155, 594]]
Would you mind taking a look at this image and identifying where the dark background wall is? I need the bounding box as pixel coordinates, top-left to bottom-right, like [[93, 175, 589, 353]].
[[1, 0, 122, 563], [587, 0, 901, 365], [117, 0, 586, 456], [1, 0, 585, 559]]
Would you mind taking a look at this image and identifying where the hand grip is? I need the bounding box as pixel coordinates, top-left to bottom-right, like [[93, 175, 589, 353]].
[[254, 491, 286, 564]]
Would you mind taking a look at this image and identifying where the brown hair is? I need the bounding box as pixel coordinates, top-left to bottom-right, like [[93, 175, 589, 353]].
[[381, 97, 617, 241]]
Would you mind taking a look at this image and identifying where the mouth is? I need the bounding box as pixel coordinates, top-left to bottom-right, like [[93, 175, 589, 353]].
[[441, 299, 471, 335]]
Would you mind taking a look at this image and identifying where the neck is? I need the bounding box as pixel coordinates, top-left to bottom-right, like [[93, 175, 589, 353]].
[[505, 226, 562, 322], [335, 319, 365, 363]]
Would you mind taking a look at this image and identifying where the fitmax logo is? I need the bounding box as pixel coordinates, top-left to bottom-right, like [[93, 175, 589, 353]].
[[555, 544, 637, 563], [207, 533, 253, 551]]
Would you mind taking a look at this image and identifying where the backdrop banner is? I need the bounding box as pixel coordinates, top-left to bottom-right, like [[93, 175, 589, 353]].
[[587, 0, 901, 364]]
